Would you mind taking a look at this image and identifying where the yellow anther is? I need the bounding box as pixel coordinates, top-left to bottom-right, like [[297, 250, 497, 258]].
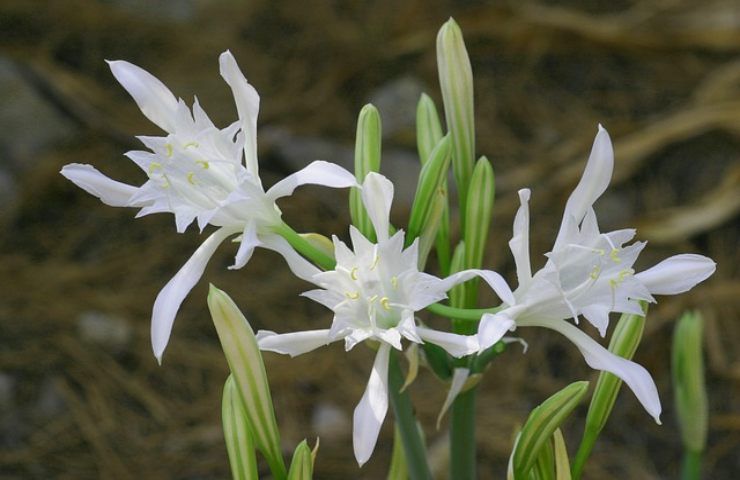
[[186, 172, 196, 185], [390, 276, 398, 288], [350, 267, 359, 280], [370, 255, 380, 270], [195, 160, 209, 169], [184, 141, 199, 148], [617, 268, 634, 282], [589, 265, 601, 280], [368, 294, 378, 303], [165, 143, 174, 157], [596, 248, 605, 256], [380, 297, 391, 311], [610, 248, 621, 263], [345, 291, 359, 300], [148, 162, 162, 174]]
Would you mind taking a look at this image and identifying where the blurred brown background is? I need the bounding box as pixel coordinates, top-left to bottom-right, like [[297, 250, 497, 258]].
[[1, 0, 738, 478]]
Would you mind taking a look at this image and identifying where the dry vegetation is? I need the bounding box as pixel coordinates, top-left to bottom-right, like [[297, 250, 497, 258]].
[[0, 1, 738, 478]]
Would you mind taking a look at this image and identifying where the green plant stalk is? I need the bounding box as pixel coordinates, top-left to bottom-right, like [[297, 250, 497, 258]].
[[388, 351, 432, 480], [681, 449, 701, 480], [450, 386, 477, 480], [274, 222, 336, 270]]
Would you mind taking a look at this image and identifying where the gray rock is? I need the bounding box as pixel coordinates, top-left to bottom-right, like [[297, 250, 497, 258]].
[[77, 311, 133, 352], [369, 76, 426, 139], [311, 402, 350, 440]]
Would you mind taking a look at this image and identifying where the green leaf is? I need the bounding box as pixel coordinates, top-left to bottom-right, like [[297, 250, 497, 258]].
[[552, 429, 572, 480], [387, 426, 409, 480], [208, 285, 287, 479], [673, 311, 708, 453], [462, 156, 494, 308], [222, 375, 259, 480], [287, 440, 314, 480], [349, 104, 382, 241]]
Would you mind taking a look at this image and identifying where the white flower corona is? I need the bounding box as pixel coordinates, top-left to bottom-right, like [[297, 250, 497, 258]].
[[477, 125, 716, 423], [61, 51, 356, 362], [257, 172, 509, 466]]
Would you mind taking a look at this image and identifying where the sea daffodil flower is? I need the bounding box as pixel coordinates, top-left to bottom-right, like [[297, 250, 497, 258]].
[[257, 172, 511, 466], [61, 51, 356, 362], [477, 125, 716, 422]]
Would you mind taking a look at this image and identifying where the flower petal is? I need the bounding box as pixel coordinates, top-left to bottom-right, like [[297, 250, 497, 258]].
[[554, 125, 613, 250], [152, 227, 238, 363], [439, 269, 516, 307], [259, 234, 322, 282], [436, 368, 470, 429], [230, 220, 259, 270], [353, 343, 391, 466], [509, 188, 532, 289], [265, 160, 357, 202], [360, 172, 394, 242], [256, 329, 335, 357], [108, 60, 179, 133], [635, 254, 716, 295], [477, 313, 516, 351], [61, 164, 139, 207], [581, 304, 611, 337], [416, 326, 479, 358], [520, 318, 662, 422], [219, 50, 261, 177]]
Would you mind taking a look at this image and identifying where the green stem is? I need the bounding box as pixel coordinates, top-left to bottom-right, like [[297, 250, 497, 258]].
[[571, 426, 598, 480], [388, 351, 432, 480], [681, 450, 702, 480], [450, 387, 477, 480], [426, 302, 502, 321], [273, 222, 336, 270]]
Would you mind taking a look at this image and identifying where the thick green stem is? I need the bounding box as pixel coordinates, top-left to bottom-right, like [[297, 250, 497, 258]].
[[388, 351, 432, 480], [426, 302, 502, 321], [571, 426, 598, 480], [450, 387, 477, 480], [681, 450, 702, 480]]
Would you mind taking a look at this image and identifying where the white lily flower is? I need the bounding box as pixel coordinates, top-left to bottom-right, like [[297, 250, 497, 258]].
[[61, 51, 356, 362], [257, 172, 505, 466], [478, 125, 716, 423]]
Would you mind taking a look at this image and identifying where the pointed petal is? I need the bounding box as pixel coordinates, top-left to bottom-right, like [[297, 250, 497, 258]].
[[230, 221, 259, 270], [152, 227, 237, 363], [554, 125, 613, 250], [509, 188, 532, 289], [219, 50, 260, 177], [439, 269, 516, 307], [256, 329, 334, 357], [581, 304, 611, 337], [361, 172, 394, 242], [259, 234, 322, 282], [437, 368, 470, 429], [635, 254, 716, 295], [520, 318, 662, 422], [477, 313, 516, 351], [353, 343, 391, 466], [266, 160, 357, 202], [61, 164, 139, 207], [108, 60, 179, 133], [416, 326, 479, 358]]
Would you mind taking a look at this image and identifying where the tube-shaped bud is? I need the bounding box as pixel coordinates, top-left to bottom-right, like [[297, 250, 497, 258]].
[[222, 375, 259, 480], [349, 104, 382, 241]]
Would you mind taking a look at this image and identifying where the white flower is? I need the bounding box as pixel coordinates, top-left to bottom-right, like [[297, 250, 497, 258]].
[[61, 51, 356, 362], [257, 172, 508, 466], [477, 125, 716, 423]]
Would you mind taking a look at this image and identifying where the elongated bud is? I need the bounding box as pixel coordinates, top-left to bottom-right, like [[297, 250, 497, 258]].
[[673, 311, 708, 453], [573, 305, 647, 480], [552, 429, 572, 480], [448, 241, 467, 310], [208, 285, 287, 479], [298, 233, 334, 259], [463, 156, 494, 307], [407, 135, 451, 244], [222, 375, 259, 480], [417, 187, 447, 269], [287, 440, 314, 480], [416, 93, 444, 165], [349, 104, 382, 241], [437, 18, 475, 218], [511, 381, 589, 479]]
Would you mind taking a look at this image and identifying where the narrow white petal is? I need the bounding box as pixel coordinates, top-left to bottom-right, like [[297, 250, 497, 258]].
[[152, 227, 237, 363], [437, 368, 470, 429], [256, 329, 334, 357], [554, 125, 613, 250], [581, 304, 611, 337], [219, 50, 261, 177], [353, 343, 391, 466], [259, 234, 322, 282], [266, 160, 357, 202], [230, 221, 259, 270], [61, 164, 139, 207], [108, 60, 179, 133], [509, 188, 532, 289], [439, 269, 516, 307], [477, 313, 516, 351], [520, 318, 662, 422], [361, 172, 394, 242], [635, 254, 716, 295], [416, 326, 479, 358]]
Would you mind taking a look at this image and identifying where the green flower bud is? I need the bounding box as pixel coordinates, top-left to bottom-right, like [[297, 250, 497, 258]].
[[349, 104, 382, 241], [462, 156, 494, 306], [552, 429, 572, 480], [208, 285, 287, 479], [222, 375, 259, 480], [416, 93, 444, 165], [407, 135, 451, 245], [448, 241, 467, 310], [287, 440, 314, 480], [298, 233, 334, 259], [437, 18, 475, 218], [511, 381, 589, 480], [673, 311, 708, 453]]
